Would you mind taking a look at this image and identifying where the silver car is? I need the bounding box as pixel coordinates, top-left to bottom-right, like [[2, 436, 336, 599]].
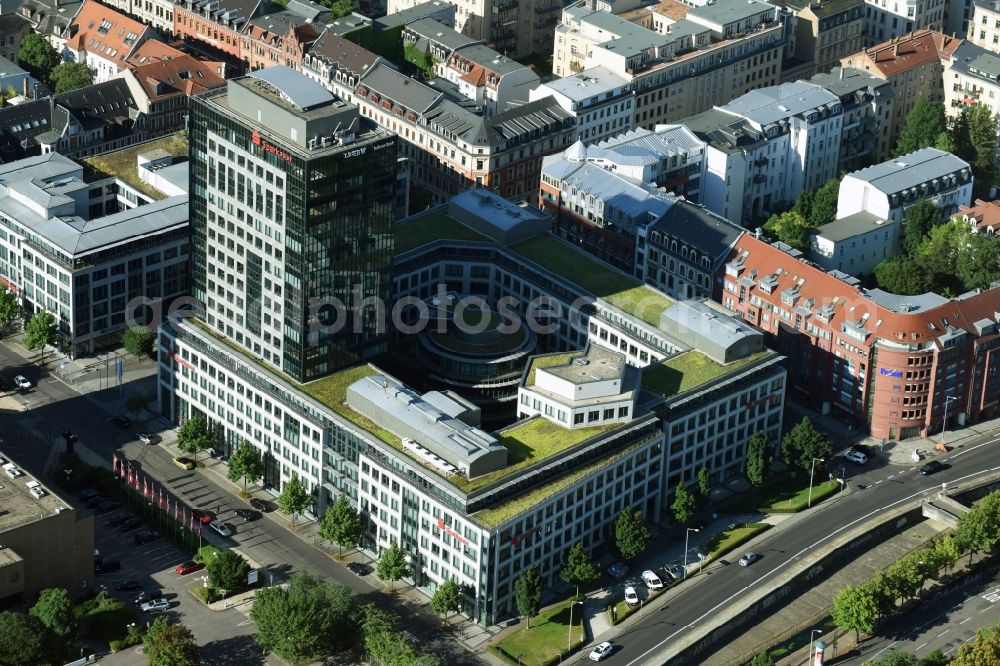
[[210, 520, 233, 537], [140, 598, 169, 612]]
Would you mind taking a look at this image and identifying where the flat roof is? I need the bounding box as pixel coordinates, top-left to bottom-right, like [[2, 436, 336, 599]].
[[0, 453, 69, 533], [538, 66, 630, 102], [543, 345, 626, 384], [247, 66, 336, 110], [641, 349, 768, 397], [83, 132, 189, 201], [687, 0, 775, 26], [814, 210, 894, 242]]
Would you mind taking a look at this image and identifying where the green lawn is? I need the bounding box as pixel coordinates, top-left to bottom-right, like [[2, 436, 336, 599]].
[[510, 236, 674, 326], [83, 133, 188, 201], [524, 351, 584, 386], [703, 523, 772, 562], [642, 351, 768, 397], [495, 600, 586, 665], [394, 208, 489, 253], [75, 592, 136, 644], [749, 478, 841, 514]]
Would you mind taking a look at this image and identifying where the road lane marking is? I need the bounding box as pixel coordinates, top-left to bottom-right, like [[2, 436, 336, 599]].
[[937, 630, 949, 638], [949, 441, 992, 460], [959, 617, 971, 625], [916, 642, 928, 651], [871, 641, 898, 660], [623, 458, 1000, 666], [983, 589, 1000, 603]]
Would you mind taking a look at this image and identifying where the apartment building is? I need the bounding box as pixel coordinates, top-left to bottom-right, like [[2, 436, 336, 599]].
[[387, 0, 559, 58], [683, 80, 843, 225], [840, 30, 960, 159], [0, 13, 32, 64], [837, 147, 974, 222], [63, 0, 158, 82], [99, 0, 177, 35], [808, 211, 899, 274], [13, 0, 82, 50], [528, 67, 634, 144], [402, 16, 483, 68], [943, 41, 1000, 163], [552, 0, 789, 129], [957, 198, 1000, 233], [968, 0, 1000, 51], [723, 233, 1000, 439], [0, 454, 94, 605], [158, 187, 786, 624], [0, 148, 190, 355], [114, 54, 227, 133], [780, 0, 865, 77], [244, 7, 325, 72], [863, 0, 946, 42], [442, 43, 539, 114]]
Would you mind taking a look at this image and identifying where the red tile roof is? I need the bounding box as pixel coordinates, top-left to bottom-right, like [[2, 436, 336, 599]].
[[125, 39, 187, 66], [65, 0, 149, 63], [849, 30, 960, 78], [958, 199, 1000, 234], [128, 54, 226, 98], [728, 235, 1000, 345]]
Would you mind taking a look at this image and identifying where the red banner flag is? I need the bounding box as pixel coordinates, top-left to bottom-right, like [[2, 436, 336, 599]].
[[112, 453, 119, 474], [133, 470, 140, 490], [189, 511, 195, 531], [175, 501, 180, 520], [160, 490, 165, 509], [143, 478, 149, 498], [120, 460, 127, 480]]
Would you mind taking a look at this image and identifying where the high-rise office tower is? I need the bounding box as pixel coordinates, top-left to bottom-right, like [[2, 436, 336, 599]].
[[188, 66, 398, 382]]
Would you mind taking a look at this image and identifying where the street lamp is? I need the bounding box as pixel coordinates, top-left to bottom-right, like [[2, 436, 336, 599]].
[[941, 395, 958, 447], [807, 458, 825, 508], [683, 527, 700, 578]]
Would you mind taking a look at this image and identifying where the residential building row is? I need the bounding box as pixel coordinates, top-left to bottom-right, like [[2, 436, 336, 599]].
[[779, 0, 865, 80], [722, 233, 1000, 441]]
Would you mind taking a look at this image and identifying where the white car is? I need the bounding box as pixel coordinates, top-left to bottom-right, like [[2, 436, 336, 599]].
[[589, 641, 614, 661], [845, 450, 868, 464], [138, 433, 157, 445], [624, 586, 639, 606], [642, 570, 663, 590], [14, 375, 30, 389], [209, 520, 233, 537], [140, 598, 169, 612]]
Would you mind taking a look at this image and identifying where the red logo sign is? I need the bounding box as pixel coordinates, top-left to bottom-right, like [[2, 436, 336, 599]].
[[251, 129, 262, 146], [250, 129, 292, 162], [436, 518, 469, 545]]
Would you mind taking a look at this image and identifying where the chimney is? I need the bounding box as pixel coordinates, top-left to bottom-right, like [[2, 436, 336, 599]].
[[893, 42, 899, 57], [839, 67, 844, 79], [22, 77, 28, 98]]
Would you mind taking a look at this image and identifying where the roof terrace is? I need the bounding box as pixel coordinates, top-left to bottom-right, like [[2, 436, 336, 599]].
[[641, 349, 768, 397], [83, 132, 188, 201]]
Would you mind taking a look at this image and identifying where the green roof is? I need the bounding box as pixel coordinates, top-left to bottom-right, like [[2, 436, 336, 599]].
[[83, 133, 188, 202], [394, 208, 489, 253], [524, 351, 584, 386], [642, 350, 769, 397], [510, 236, 675, 326]]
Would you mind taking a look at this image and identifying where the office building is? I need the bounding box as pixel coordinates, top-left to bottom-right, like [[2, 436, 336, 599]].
[[0, 454, 94, 605], [722, 233, 1000, 439], [836, 147, 973, 222]]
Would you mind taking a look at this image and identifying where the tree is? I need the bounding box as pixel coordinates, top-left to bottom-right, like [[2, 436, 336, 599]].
[[252, 572, 357, 661], [697, 466, 712, 501], [864, 571, 896, 623], [809, 177, 840, 228], [143, 615, 170, 652], [831, 584, 878, 642], [206, 549, 250, 593], [886, 555, 924, 602], [50, 62, 93, 94], [0, 284, 18, 338], [514, 566, 543, 628], [24, 310, 56, 361], [956, 233, 1000, 291], [30, 587, 76, 639], [933, 535, 960, 575], [324, 0, 354, 18], [780, 417, 832, 474], [145, 622, 200, 666], [874, 257, 930, 295], [792, 188, 814, 220], [745, 432, 772, 489], [670, 485, 698, 525], [894, 99, 947, 156], [749, 652, 774, 666], [376, 541, 410, 592], [17, 34, 61, 84], [915, 218, 966, 293], [559, 542, 600, 598], [964, 103, 998, 171], [951, 624, 1000, 666], [125, 393, 151, 416], [362, 605, 407, 664], [762, 210, 811, 251], [614, 507, 651, 560], [121, 325, 156, 359], [317, 494, 363, 557], [176, 414, 215, 461], [870, 651, 918, 666], [0, 611, 46, 666], [430, 579, 464, 620], [918, 649, 949, 666], [227, 440, 264, 493], [955, 490, 1000, 563], [902, 199, 945, 257], [277, 472, 311, 516]]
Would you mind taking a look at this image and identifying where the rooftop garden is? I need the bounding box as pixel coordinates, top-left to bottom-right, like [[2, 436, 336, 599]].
[[510, 236, 675, 326], [394, 208, 489, 253], [524, 351, 584, 386], [83, 132, 188, 201], [642, 350, 769, 397]]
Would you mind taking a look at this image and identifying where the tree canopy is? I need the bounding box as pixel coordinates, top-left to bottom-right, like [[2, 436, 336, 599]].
[[614, 507, 651, 559], [376, 541, 410, 591], [24, 310, 56, 357], [17, 34, 61, 85], [50, 62, 93, 94], [227, 440, 264, 492], [808, 177, 840, 228], [176, 414, 215, 460], [745, 431, 772, 488], [277, 473, 311, 516], [780, 417, 832, 473], [145, 621, 200, 666], [121, 325, 156, 359], [831, 584, 877, 642], [0, 284, 19, 338], [559, 542, 600, 598], [874, 257, 931, 295], [430, 579, 464, 619], [30, 587, 76, 639], [0, 611, 46, 666], [671, 485, 698, 525], [318, 494, 364, 557], [514, 566, 543, 628], [206, 549, 250, 593], [894, 99, 947, 156], [902, 199, 945, 258], [762, 210, 811, 251]]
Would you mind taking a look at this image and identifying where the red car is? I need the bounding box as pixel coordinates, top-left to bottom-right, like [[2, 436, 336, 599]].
[[175, 561, 200, 575], [192, 510, 214, 525]]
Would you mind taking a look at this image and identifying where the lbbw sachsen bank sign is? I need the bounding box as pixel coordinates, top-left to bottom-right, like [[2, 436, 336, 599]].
[[251, 129, 292, 162]]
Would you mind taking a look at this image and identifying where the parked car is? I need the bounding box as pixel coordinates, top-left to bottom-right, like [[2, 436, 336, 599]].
[[608, 562, 629, 580], [14, 375, 31, 389], [175, 561, 200, 575], [209, 520, 233, 537], [108, 512, 130, 526], [138, 433, 159, 445], [624, 586, 639, 606], [664, 563, 685, 581], [920, 460, 945, 476], [844, 450, 868, 464], [140, 598, 169, 612], [115, 579, 141, 592], [93, 549, 103, 566], [852, 444, 873, 457], [133, 530, 157, 545], [642, 570, 664, 590], [738, 551, 760, 567], [589, 642, 614, 662], [95, 559, 121, 574], [133, 590, 159, 605], [192, 510, 214, 525], [120, 517, 143, 532], [234, 509, 260, 522], [172, 457, 195, 470], [249, 498, 273, 513], [97, 500, 121, 512], [108, 415, 131, 428], [346, 562, 371, 576]]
